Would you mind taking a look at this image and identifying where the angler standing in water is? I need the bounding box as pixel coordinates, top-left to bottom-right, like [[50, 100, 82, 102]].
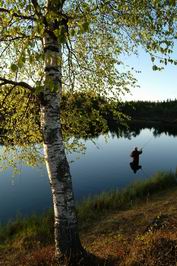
[[130, 147, 142, 173]]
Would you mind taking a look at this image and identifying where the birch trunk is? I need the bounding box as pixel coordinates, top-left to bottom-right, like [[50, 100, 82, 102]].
[[39, 4, 85, 263]]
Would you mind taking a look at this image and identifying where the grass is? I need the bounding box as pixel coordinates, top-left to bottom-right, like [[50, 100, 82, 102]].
[[0, 209, 54, 249], [77, 170, 177, 226], [0, 170, 177, 265]]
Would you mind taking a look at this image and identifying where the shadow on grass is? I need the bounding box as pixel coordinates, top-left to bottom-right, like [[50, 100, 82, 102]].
[[56, 251, 120, 266], [81, 252, 120, 266]]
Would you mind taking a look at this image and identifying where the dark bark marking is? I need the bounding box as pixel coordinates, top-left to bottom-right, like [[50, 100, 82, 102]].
[[44, 45, 59, 53], [44, 66, 60, 72], [45, 128, 59, 144], [39, 92, 49, 106]]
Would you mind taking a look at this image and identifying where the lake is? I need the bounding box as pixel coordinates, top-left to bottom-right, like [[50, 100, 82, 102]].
[[0, 126, 177, 223]]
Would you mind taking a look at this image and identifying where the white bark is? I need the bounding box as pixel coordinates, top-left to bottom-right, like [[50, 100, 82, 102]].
[[40, 9, 84, 259]]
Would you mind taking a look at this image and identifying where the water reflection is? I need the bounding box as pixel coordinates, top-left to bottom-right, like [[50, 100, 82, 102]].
[[129, 147, 143, 174], [109, 122, 177, 140], [0, 122, 177, 223], [130, 162, 142, 173]]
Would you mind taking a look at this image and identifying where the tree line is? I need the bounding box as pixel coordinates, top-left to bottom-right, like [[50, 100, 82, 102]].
[[1, 89, 177, 142], [61, 93, 177, 133], [119, 99, 177, 123]]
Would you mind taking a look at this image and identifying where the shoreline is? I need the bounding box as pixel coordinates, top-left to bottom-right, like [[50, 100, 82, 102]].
[[0, 170, 177, 265]]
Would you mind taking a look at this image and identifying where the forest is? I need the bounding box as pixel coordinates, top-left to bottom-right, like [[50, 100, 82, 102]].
[[120, 99, 177, 123], [2, 90, 176, 142], [61, 92, 177, 133]]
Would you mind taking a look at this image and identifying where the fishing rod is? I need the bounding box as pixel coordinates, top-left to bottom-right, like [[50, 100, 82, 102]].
[[140, 136, 154, 150], [130, 133, 154, 152]]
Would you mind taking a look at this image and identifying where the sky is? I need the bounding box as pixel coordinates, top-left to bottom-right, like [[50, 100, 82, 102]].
[[122, 47, 177, 102]]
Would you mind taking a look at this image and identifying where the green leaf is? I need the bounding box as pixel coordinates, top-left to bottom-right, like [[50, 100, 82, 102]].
[[10, 64, 18, 72], [169, 0, 176, 6], [152, 65, 158, 71], [82, 21, 90, 32]]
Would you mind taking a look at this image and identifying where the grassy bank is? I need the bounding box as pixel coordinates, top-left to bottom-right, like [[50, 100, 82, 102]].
[[0, 171, 177, 265], [78, 171, 177, 226]]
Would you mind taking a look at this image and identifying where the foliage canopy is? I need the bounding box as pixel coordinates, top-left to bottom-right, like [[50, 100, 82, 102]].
[[0, 0, 176, 154]]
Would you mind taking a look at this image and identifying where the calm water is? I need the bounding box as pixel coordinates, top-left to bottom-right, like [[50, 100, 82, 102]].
[[0, 127, 177, 223]]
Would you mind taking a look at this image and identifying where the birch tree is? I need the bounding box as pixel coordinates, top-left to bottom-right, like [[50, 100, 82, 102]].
[[0, 0, 176, 264]]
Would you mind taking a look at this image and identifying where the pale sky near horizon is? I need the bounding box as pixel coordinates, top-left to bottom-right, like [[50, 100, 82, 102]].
[[122, 47, 177, 102]]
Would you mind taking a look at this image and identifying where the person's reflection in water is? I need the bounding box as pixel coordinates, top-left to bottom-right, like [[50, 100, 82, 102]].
[[130, 161, 142, 173], [130, 147, 142, 173]]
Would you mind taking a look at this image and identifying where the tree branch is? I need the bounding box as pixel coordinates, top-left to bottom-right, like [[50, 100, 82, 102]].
[[0, 35, 30, 42], [0, 8, 36, 20], [31, 0, 42, 17], [0, 78, 34, 91]]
